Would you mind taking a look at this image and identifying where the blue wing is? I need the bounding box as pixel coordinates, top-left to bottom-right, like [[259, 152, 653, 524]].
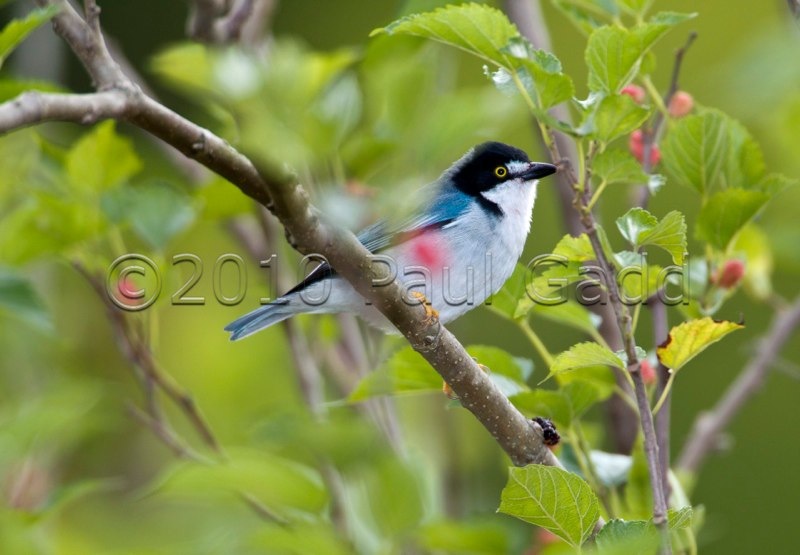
[[357, 185, 472, 252], [287, 185, 472, 294]]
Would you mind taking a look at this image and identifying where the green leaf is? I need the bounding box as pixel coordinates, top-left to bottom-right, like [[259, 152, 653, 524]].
[[661, 111, 728, 195], [102, 181, 196, 250], [657, 317, 744, 371], [0, 5, 60, 69], [552, 0, 609, 35], [668, 506, 693, 530], [662, 108, 774, 197], [199, 176, 253, 219], [528, 301, 601, 336], [468, 345, 534, 382], [502, 38, 575, 109], [585, 21, 676, 93], [586, 26, 639, 93], [593, 148, 648, 185], [373, 3, 518, 67], [649, 11, 698, 26], [0, 268, 51, 331], [546, 342, 624, 381], [153, 448, 327, 519], [553, 233, 595, 261], [616, 208, 687, 264], [0, 77, 65, 103], [616, 207, 658, 246], [695, 188, 769, 250], [66, 121, 142, 193], [561, 380, 605, 419], [488, 263, 531, 320], [498, 465, 600, 547], [617, 0, 650, 16], [731, 224, 772, 300], [418, 519, 510, 555], [510, 389, 572, 427], [556, 364, 616, 401], [596, 519, 659, 555], [250, 522, 351, 555], [349, 347, 440, 401], [591, 94, 650, 143], [377, 5, 574, 111], [639, 210, 687, 264]]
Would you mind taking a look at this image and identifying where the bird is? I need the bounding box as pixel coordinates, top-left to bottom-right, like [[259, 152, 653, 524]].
[[225, 141, 557, 340]]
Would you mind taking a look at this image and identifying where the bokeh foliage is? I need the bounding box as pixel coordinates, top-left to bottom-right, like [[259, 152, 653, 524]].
[[1, 0, 799, 554]]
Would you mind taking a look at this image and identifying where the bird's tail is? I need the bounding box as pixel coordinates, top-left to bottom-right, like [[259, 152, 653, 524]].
[[224, 298, 301, 341]]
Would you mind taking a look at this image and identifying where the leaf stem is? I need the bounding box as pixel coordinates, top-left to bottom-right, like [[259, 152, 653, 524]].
[[651, 372, 675, 415], [520, 319, 555, 368], [586, 179, 608, 211]]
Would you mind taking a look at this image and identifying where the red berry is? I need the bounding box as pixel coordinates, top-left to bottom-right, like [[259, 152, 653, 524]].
[[537, 529, 561, 546], [668, 91, 694, 118], [629, 130, 643, 159], [640, 360, 656, 385], [713, 259, 746, 289], [648, 144, 662, 166], [628, 130, 661, 166], [621, 84, 646, 104]]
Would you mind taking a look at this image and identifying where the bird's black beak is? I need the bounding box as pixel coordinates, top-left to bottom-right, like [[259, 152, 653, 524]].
[[518, 161, 558, 180]]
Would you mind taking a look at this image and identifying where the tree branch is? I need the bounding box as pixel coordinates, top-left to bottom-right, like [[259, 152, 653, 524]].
[[187, 0, 272, 45], [677, 296, 800, 474], [6, 0, 559, 469]]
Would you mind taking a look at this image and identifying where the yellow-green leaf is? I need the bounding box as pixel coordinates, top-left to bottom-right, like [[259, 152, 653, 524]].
[[657, 317, 744, 371]]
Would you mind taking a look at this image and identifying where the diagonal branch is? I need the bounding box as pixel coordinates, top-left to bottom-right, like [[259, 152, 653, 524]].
[[677, 296, 800, 474], [4, 0, 560, 468]]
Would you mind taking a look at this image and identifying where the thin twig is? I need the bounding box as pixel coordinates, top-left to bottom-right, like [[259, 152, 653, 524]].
[[649, 296, 672, 499], [74, 263, 223, 455], [127, 404, 207, 462], [637, 32, 698, 208], [186, 0, 269, 44], [678, 296, 800, 474]]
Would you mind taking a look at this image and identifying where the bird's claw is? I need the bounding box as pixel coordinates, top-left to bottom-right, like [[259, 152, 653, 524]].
[[410, 291, 439, 325]]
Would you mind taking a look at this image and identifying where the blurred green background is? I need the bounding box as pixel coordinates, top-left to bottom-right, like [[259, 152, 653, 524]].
[[1, 0, 799, 553]]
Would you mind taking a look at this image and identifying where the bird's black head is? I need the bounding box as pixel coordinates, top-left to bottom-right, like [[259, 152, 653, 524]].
[[446, 142, 556, 197]]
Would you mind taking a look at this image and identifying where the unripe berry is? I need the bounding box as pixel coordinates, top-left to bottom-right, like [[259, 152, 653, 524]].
[[668, 91, 694, 118], [628, 130, 661, 166], [621, 84, 646, 104], [629, 129, 643, 159], [640, 360, 656, 385], [536, 529, 561, 546], [713, 259, 746, 289]]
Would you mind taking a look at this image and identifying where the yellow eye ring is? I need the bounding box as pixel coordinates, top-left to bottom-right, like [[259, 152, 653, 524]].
[[494, 166, 508, 178]]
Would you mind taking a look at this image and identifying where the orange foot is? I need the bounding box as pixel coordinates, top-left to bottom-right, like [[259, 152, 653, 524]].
[[410, 291, 439, 325]]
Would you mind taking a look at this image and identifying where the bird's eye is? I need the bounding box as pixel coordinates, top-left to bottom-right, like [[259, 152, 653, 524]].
[[494, 166, 508, 178]]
